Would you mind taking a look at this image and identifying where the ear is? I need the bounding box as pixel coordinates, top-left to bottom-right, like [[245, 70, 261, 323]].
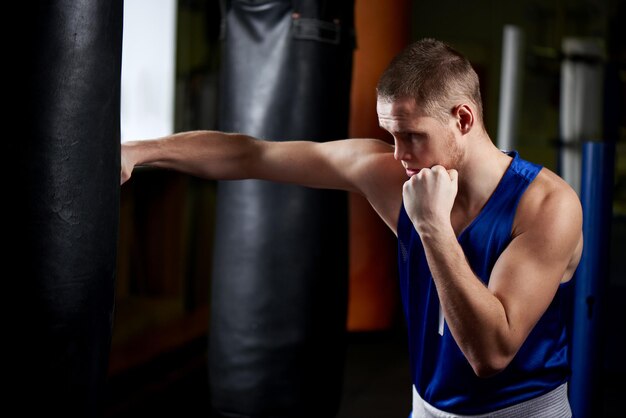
[[452, 104, 474, 135]]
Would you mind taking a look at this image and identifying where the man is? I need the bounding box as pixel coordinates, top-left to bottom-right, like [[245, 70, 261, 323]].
[[121, 39, 582, 417]]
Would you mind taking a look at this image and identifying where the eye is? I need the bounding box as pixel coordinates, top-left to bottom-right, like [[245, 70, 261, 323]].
[[409, 133, 426, 142], [394, 132, 425, 144]]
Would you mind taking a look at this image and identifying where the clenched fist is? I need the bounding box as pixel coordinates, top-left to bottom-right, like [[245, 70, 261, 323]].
[[403, 165, 458, 236], [120, 142, 137, 185]]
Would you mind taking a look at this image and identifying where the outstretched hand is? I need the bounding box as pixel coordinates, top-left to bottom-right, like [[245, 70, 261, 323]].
[[402, 165, 458, 236], [120, 143, 135, 185]]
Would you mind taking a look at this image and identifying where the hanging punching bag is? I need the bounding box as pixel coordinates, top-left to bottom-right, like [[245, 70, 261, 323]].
[[210, 1, 354, 417], [12, 1, 123, 416]]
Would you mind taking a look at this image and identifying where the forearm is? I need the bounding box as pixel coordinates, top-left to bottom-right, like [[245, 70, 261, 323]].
[[122, 130, 258, 180], [420, 227, 514, 376]]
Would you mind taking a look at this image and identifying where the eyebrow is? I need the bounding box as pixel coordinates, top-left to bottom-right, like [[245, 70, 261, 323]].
[[396, 130, 427, 137]]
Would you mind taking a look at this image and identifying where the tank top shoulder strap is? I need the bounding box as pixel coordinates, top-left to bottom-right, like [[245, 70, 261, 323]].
[[507, 150, 542, 183], [493, 151, 542, 204], [456, 151, 543, 242]]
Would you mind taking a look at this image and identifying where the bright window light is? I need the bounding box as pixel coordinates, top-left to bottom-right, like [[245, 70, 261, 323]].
[[121, 0, 177, 142]]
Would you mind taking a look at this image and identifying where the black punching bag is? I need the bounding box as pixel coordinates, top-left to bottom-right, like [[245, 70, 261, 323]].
[[11, 1, 123, 416], [210, 1, 354, 416]]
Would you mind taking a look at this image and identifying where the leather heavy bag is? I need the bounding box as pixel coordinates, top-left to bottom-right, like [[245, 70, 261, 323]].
[[12, 1, 123, 416], [210, 1, 355, 416]]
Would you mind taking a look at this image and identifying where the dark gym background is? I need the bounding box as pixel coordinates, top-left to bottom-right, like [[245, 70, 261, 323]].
[[104, 0, 625, 417]]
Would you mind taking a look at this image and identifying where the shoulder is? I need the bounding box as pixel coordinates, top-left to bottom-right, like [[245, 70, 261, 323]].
[[340, 137, 395, 161], [513, 166, 582, 245], [524, 167, 580, 211], [338, 138, 406, 234], [321, 138, 400, 189], [349, 138, 399, 176]]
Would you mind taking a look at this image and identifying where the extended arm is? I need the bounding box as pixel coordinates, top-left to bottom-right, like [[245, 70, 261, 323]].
[[121, 131, 259, 183], [121, 130, 406, 232]]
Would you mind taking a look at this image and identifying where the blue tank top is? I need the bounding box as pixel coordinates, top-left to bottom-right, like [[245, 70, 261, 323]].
[[397, 151, 571, 414]]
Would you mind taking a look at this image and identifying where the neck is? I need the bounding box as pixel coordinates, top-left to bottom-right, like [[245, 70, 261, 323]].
[[455, 135, 512, 212]]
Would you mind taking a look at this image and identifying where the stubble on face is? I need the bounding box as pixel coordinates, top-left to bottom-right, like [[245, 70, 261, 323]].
[[432, 121, 464, 171]]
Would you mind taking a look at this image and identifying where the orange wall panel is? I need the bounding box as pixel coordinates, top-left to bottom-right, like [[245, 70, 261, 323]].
[[347, 0, 410, 331]]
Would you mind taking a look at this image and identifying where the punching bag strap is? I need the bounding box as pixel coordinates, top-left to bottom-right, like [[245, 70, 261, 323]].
[[291, 0, 355, 47], [292, 0, 350, 22]]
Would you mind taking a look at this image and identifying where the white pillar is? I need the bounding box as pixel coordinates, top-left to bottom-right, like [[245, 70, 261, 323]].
[[559, 38, 604, 195], [497, 25, 524, 151]]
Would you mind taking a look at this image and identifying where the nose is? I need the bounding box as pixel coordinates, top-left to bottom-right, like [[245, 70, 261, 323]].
[[393, 138, 411, 161]]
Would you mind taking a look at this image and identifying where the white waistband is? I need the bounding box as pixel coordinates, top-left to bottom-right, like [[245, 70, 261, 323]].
[[412, 383, 571, 418]]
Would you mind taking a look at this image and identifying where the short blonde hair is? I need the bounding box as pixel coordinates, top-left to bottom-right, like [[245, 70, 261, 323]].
[[377, 38, 484, 125]]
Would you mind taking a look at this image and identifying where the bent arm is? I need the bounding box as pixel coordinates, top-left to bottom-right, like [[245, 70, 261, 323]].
[[421, 186, 582, 377]]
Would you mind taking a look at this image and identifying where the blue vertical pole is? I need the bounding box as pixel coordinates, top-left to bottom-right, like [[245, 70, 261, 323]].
[[570, 141, 615, 418]]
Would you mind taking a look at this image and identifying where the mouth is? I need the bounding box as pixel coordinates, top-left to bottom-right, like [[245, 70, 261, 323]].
[[405, 167, 421, 177]]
